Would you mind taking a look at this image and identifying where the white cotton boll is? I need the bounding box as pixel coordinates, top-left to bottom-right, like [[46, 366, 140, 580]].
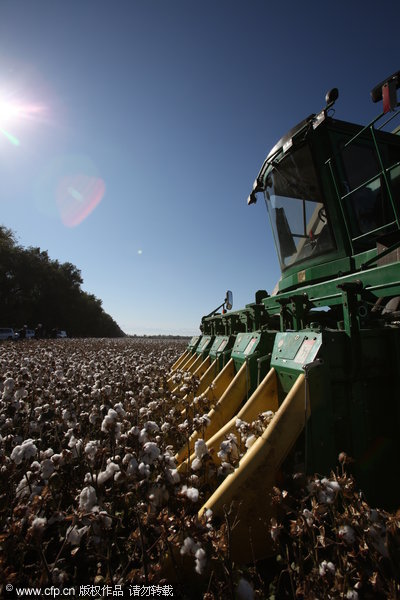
[[161, 422, 170, 433], [68, 435, 81, 451], [321, 478, 341, 493], [194, 439, 208, 460], [178, 419, 189, 432], [99, 512, 113, 529], [236, 578, 255, 600], [144, 421, 159, 433], [97, 462, 120, 486], [114, 402, 126, 417], [103, 385, 112, 396], [245, 435, 256, 449], [128, 425, 140, 436], [66, 525, 89, 546], [191, 457, 202, 471], [181, 485, 199, 502], [14, 388, 28, 401], [101, 416, 113, 433], [41, 459, 55, 480], [195, 547, 207, 575], [199, 414, 210, 427], [163, 450, 177, 468], [89, 410, 98, 425], [166, 468, 180, 484], [4, 378, 15, 393], [138, 462, 150, 478], [303, 509, 314, 526], [62, 409, 70, 421], [218, 462, 235, 476], [319, 560, 335, 576], [101, 408, 119, 433], [84, 441, 99, 461], [261, 410, 274, 419], [16, 473, 31, 498], [139, 428, 149, 443], [338, 524, 356, 545], [84, 472, 92, 484], [180, 536, 198, 556], [114, 423, 122, 440], [217, 440, 231, 462], [31, 517, 47, 535], [11, 439, 38, 465], [79, 486, 97, 511], [91, 389, 100, 400], [122, 453, 133, 465], [126, 458, 138, 476], [54, 369, 64, 380], [41, 448, 54, 459], [51, 453, 63, 465], [318, 488, 335, 504], [142, 442, 160, 464], [346, 591, 359, 600]]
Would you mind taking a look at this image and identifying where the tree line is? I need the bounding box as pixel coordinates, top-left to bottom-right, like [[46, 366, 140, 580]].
[[0, 225, 125, 338]]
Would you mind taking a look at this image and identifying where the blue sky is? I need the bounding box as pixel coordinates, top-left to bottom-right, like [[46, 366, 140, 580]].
[[0, 1, 399, 335]]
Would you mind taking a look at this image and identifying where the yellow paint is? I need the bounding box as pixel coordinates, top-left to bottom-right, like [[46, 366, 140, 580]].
[[193, 356, 211, 379], [175, 360, 248, 465], [181, 368, 278, 471], [199, 373, 308, 562], [170, 350, 190, 372], [196, 358, 219, 396]]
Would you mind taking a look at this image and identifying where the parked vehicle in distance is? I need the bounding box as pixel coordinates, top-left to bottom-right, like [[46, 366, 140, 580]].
[[25, 329, 35, 339], [56, 330, 67, 338], [0, 328, 18, 341]]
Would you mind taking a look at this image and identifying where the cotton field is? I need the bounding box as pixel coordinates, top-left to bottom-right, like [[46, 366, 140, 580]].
[[0, 338, 264, 598], [0, 338, 399, 600], [0, 339, 204, 590]]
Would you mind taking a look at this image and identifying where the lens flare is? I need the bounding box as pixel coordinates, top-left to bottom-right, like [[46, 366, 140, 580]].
[[56, 174, 105, 227], [0, 97, 45, 126], [0, 127, 20, 146]]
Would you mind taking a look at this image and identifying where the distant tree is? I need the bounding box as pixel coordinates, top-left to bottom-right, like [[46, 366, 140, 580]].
[[0, 225, 125, 337]]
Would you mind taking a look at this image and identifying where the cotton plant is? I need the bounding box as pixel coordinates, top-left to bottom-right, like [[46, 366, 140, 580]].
[[2, 338, 398, 596], [180, 536, 207, 575]]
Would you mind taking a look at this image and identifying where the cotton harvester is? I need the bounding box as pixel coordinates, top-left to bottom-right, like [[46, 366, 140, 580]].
[[170, 71, 400, 563]]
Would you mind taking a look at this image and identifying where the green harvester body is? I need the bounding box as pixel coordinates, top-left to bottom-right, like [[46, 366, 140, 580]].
[[173, 73, 400, 561]]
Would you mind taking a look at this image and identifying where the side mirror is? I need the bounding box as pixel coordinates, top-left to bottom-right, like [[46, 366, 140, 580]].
[[225, 290, 233, 311]]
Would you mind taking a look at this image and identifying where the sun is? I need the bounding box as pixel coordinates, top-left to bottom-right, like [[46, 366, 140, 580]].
[[0, 97, 22, 126], [0, 93, 45, 127], [0, 93, 46, 146]]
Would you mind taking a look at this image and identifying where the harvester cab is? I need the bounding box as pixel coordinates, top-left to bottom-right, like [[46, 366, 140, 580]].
[[169, 71, 400, 564]]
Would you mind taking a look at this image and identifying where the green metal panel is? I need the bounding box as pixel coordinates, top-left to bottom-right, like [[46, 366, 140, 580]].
[[195, 335, 214, 358], [187, 335, 201, 352], [273, 327, 400, 508], [263, 262, 400, 324], [208, 335, 235, 368], [231, 330, 276, 391], [271, 331, 322, 395]]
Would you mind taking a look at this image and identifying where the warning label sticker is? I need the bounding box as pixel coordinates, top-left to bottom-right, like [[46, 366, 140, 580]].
[[244, 337, 258, 356], [294, 339, 315, 364]]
